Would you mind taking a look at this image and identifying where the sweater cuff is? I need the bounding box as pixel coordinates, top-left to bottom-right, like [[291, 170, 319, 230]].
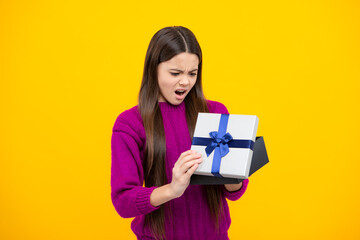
[[224, 179, 249, 201], [135, 186, 161, 215]]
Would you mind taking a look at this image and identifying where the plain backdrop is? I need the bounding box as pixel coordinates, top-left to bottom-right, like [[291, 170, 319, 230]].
[[1, 0, 359, 239]]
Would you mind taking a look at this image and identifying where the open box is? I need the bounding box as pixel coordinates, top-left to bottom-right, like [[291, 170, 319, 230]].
[[190, 136, 269, 185]]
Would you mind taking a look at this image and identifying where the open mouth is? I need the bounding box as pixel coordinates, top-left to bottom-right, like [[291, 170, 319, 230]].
[[175, 90, 186, 96]]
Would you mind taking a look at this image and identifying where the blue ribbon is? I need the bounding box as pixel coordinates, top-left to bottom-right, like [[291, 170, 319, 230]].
[[192, 114, 255, 177]]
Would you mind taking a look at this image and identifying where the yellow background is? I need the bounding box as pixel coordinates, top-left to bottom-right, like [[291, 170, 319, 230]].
[[1, 0, 359, 239]]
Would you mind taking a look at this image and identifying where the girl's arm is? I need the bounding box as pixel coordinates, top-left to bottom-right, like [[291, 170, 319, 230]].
[[150, 150, 203, 206], [111, 118, 161, 218], [224, 182, 243, 192], [150, 184, 177, 207], [223, 179, 249, 201]]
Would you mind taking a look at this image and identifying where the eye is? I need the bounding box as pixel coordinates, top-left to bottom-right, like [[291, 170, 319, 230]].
[[170, 72, 180, 76], [190, 73, 197, 76]]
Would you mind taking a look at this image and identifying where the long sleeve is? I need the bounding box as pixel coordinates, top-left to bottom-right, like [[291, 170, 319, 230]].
[[222, 179, 249, 201], [111, 102, 246, 239], [111, 115, 161, 218]]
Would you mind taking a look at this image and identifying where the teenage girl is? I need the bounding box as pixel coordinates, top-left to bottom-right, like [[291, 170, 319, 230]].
[[111, 26, 249, 240]]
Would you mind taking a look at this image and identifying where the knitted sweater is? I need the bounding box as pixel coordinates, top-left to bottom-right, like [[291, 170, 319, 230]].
[[111, 100, 249, 240]]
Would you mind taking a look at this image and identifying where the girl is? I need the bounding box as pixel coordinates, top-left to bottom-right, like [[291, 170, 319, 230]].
[[111, 26, 249, 240]]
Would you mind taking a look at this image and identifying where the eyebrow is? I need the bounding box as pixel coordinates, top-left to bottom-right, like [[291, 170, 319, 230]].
[[169, 68, 198, 72]]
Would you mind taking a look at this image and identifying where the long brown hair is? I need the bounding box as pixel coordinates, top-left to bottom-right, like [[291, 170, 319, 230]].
[[138, 26, 224, 240]]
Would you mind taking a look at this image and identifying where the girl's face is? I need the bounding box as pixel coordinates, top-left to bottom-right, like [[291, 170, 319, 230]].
[[157, 52, 199, 105]]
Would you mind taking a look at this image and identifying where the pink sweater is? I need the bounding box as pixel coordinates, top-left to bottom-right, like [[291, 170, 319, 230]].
[[111, 100, 249, 240]]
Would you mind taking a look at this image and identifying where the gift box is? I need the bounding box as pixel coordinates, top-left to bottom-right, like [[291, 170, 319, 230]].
[[190, 136, 269, 185], [190, 112, 259, 180]]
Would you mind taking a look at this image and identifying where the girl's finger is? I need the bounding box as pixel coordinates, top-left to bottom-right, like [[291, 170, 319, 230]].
[[178, 153, 201, 169], [185, 163, 199, 177], [174, 150, 195, 168], [180, 158, 202, 174]]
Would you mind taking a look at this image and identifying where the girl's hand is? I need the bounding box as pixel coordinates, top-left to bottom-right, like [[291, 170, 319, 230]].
[[169, 150, 203, 198], [224, 182, 243, 192]]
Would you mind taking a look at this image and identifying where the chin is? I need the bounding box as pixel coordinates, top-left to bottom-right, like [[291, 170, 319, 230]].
[[170, 100, 184, 105], [165, 97, 184, 105]]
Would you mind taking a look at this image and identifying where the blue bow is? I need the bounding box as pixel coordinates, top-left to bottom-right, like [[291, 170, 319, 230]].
[[191, 114, 254, 177], [205, 131, 233, 157]]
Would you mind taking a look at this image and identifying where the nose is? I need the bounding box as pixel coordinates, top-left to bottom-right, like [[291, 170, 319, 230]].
[[179, 76, 190, 86]]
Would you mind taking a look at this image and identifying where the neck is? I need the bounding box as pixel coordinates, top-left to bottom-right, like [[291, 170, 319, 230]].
[[158, 100, 186, 112]]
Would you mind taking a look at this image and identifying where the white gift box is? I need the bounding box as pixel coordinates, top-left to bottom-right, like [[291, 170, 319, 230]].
[[191, 113, 259, 179]]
